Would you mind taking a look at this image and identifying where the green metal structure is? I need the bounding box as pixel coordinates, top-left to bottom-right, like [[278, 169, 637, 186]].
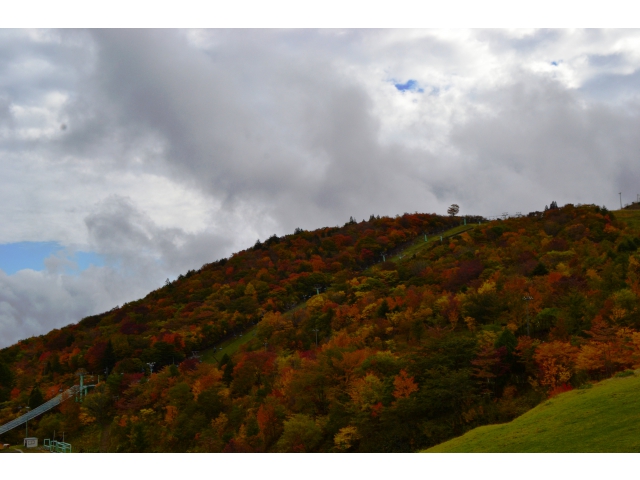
[[43, 438, 72, 453], [74, 371, 96, 403]]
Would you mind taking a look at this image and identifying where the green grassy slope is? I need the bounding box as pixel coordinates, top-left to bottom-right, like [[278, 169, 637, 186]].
[[200, 325, 258, 364], [424, 371, 640, 453], [615, 209, 640, 231], [0, 446, 47, 453], [388, 223, 479, 263]]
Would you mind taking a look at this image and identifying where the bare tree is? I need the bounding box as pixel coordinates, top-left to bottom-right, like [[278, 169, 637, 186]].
[[447, 204, 460, 216]]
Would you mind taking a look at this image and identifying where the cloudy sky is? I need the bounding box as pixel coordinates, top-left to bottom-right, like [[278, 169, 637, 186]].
[[1, 27, 640, 347]]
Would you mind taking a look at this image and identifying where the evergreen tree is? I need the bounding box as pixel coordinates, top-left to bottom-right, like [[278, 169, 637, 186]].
[[28, 385, 44, 409], [531, 262, 549, 276], [223, 360, 235, 386], [0, 362, 14, 402], [103, 339, 116, 373], [377, 299, 390, 318], [495, 328, 517, 354], [219, 353, 230, 368]]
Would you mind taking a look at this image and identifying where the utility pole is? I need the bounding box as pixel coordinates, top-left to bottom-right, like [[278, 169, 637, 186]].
[[620, 192, 623, 209], [77, 371, 85, 402], [24, 406, 30, 438], [523, 295, 533, 336]]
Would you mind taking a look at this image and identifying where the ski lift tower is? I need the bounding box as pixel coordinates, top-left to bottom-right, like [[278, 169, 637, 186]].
[[74, 369, 96, 402]]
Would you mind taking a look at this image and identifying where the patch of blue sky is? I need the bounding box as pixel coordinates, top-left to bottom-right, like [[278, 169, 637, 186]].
[[0, 241, 104, 275], [74, 251, 105, 271], [394, 79, 424, 93]]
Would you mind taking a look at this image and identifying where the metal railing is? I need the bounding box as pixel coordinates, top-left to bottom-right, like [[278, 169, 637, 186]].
[[0, 386, 79, 436], [43, 438, 72, 453]]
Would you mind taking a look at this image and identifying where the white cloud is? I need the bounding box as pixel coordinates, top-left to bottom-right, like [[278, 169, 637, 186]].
[[2, 28, 640, 346]]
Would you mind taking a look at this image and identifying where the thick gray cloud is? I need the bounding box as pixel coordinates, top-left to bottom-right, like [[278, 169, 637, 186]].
[[0, 265, 133, 348], [2, 29, 640, 347], [73, 29, 438, 229], [85, 195, 232, 275], [448, 75, 640, 211]]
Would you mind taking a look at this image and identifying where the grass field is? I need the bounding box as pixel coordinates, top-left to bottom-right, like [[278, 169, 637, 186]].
[[386, 223, 480, 264], [0, 446, 48, 453], [424, 371, 640, 453], [200, 325, 258, 364], [615, 209, 640, 232]]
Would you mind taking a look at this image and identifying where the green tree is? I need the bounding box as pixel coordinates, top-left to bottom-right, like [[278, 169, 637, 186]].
[[531, 262, 549, 276], [376, 299, 390, 318], [28, 385, 45, 409], [495, 329, 517, 354], [276, 414, 323, 452], [83, 392, 111, 425], [131, 423, 148, 452], [0, 362, 14, 402], [222, 360, 235, 386], [447, 204, 460, 216], [103, 339, 116, 372]]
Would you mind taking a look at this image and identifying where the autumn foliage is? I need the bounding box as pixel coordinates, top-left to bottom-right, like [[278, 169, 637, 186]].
[[2, 204, 640, 452]]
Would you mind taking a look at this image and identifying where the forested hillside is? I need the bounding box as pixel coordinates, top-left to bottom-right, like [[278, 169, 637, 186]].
[[2, 203, 640, 452]]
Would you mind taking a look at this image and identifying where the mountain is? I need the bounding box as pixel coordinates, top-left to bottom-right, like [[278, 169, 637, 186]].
[[1, 204, 640, 452]]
